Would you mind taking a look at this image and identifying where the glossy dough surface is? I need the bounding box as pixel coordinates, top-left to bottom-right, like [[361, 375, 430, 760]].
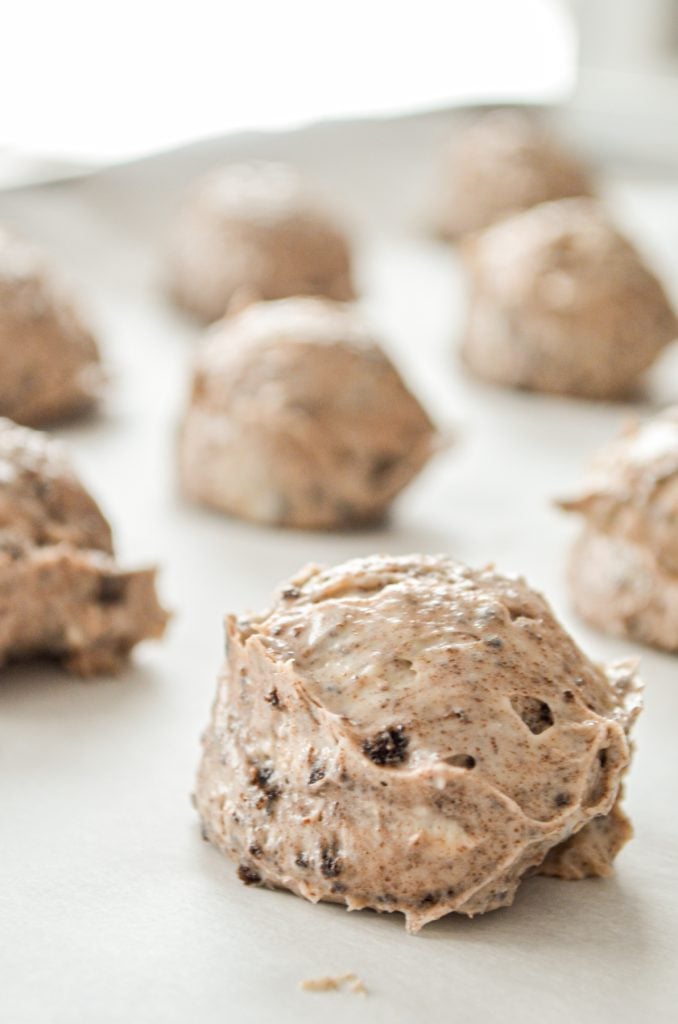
[[196, 554, 640, 932]]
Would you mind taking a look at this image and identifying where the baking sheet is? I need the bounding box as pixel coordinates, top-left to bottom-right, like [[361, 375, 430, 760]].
[[1, 115, 677, 1024]]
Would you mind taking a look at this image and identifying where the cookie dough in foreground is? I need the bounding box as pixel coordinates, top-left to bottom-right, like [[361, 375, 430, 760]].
[[434, 108, 592, 239], [461, 198, 677, 399], [0, 228, 102, 426], [561, 407, 678, 651], [167, 161, 354, 323], [179, 297, 436, 529], [0, 419, 168, 674], [195, 554, 641, 933]]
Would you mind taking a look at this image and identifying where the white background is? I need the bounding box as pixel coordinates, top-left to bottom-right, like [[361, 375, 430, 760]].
[[0, 0, 575, 163]]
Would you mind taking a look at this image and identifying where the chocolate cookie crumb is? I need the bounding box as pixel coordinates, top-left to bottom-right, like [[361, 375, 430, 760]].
[[362, 726, 409, 766], [252, 763, 281, 812], [320, 845, 342, 878], [370, 454, 398, 482], [446, 754, 476, 770], [237, 864, 261, 886], [253, 765, 274, 788], [97, 574, 127, 605]]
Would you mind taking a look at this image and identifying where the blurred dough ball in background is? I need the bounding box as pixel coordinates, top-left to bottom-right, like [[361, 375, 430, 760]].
[[459, 197, 678, 399], [560, 407, 678, 651], [0, 418, 168, 675], [434, 108, 593, 240], [178, 296, 436, 530], [0, 228, 102, 426], [167, 161, 355, 323]]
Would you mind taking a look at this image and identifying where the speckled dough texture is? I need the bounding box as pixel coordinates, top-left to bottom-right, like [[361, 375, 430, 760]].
[[434, 109, 593, 239], [179, 297, 436, 529], [167, 161, 354, 323], [0, 419, 168, 674], [0, 228, 102, 425], [195, 554, 641, 933], [461, 197, 677, 398], [561, 407, 678, 650]]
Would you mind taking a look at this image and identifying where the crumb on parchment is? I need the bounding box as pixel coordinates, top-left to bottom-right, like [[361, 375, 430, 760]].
[[299, 972, 366, 995]]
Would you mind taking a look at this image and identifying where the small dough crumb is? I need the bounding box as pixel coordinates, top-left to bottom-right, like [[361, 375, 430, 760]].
[[300, 973, 366, 995]]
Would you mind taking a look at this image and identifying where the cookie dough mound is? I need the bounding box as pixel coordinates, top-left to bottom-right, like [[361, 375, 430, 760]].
[[179, 297, 435, 529], [195, 554, 641, 932], [0, 228, 102, 425], [461, 198, 677, 398], [539, 801, 632, 881], [560, 407, 678, 650], [0, 419, 168, 675], [167, 161, 354, 322], [435, 109, 593, 239]]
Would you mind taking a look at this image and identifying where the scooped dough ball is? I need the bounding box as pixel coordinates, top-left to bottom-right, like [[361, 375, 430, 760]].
[[434, 109, 593, 239], [0, 418, 168, 675], [167, 161, 354, 323], [179, 297, 436, 529], [560, 407, 678, 650], [195, 554, 641, 933], [461, 198, 677, 399], [0, 228, 102, 425]]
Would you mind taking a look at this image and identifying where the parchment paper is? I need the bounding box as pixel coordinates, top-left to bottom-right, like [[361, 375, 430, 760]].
[[1, 114, 677, 1024]]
